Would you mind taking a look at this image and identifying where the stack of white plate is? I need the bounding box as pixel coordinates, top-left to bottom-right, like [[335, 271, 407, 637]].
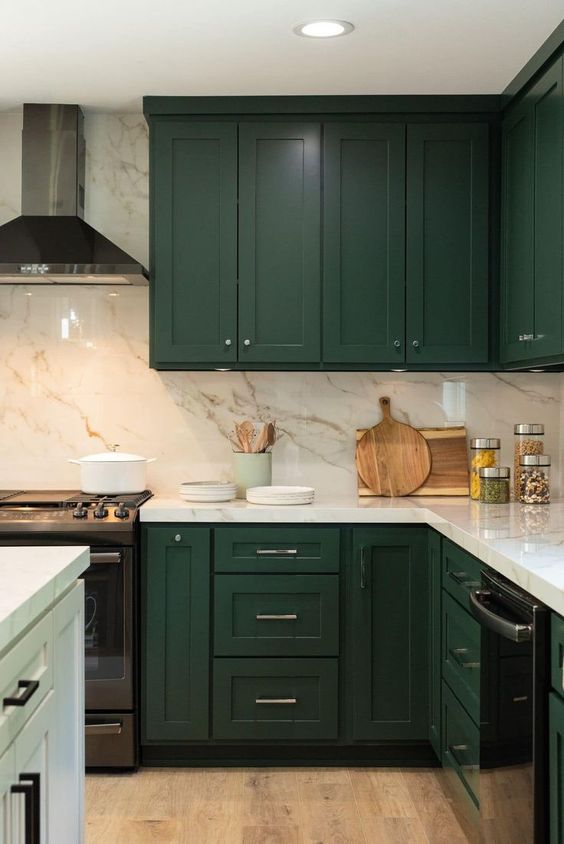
[[246, 485, 315, 505], [179, 481, 237, 502]]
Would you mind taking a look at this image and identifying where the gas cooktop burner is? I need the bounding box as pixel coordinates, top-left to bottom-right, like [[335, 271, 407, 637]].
[[0, 490, 153, 529], [0, 490, 153, 508]]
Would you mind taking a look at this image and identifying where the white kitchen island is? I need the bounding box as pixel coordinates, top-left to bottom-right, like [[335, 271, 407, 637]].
[[0, 546, 89, 844]]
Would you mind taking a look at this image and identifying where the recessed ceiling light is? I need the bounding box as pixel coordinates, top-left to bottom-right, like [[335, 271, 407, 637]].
[[294, 20, 354, 38]]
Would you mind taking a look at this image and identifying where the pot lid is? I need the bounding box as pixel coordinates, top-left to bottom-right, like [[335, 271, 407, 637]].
[[76, 448, 149, 463]]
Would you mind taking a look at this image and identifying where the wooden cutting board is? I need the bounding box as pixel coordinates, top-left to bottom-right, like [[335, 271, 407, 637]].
[[355, 397, 432, 497], [357, 425, 470, 497]]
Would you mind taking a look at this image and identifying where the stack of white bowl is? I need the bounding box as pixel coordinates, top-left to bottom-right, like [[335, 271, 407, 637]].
[[179, 481, 237, 502], [246, 485, 315, 505]]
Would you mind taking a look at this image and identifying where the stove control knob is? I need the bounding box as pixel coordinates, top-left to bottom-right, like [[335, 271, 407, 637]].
[[114, 502, 130, 520], [93, 500, 109, 519], [73, 502, 88, 519]]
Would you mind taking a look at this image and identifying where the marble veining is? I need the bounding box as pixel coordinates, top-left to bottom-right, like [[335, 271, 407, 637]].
[[0, 546, 90, 653]]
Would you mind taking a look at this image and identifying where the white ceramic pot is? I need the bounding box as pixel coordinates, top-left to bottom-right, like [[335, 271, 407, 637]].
[[69, 449, 156, 494]]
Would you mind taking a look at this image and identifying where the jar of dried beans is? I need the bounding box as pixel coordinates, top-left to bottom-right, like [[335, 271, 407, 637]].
[[478, 466, 510, 504], [518, 454, 551, 504], [470, 438, 500, 500], [514, 424, 544, 498]]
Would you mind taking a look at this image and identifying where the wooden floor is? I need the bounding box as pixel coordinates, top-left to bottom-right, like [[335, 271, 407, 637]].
[[86, 767, 470, 843]]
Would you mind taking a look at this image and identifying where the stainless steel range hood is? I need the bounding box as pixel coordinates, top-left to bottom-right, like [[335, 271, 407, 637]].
[[0, 104, 148, 285]]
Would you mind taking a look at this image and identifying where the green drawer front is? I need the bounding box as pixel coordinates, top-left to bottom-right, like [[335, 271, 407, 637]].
[[214, 574, 339, 657], [442, 681, 480, 808], [550, 691, 564, 844], [442, 592, 480, 724], [214, 527, 340, 573], [552, 614, 564, 698], [213, 658, 338, 740], [442, 540, 482, 610]]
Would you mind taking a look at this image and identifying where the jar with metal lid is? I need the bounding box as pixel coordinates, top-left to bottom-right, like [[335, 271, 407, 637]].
[[518, 454, 551, 504], [478, 466, 510, 504], [514, 424, 544, 497], [470, 438, 500, 500]]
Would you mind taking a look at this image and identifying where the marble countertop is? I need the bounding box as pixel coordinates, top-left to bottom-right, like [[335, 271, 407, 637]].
[[141, 495, 564, 615], [0, 546, 90, 654]]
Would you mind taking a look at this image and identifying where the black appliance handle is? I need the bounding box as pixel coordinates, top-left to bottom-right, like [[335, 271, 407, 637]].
[[469, 589, 533, 643], [89, 551, 122, 565], [3, 679, 39, 707]]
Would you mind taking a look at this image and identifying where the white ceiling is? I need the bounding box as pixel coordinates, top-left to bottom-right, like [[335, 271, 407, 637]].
[[1, 1, 563, 111]]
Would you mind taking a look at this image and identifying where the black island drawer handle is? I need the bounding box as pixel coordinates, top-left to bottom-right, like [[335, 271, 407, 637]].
[[4, 679, 40, 708], [255, 697, 297, 705], [256, 549, 298, 557], [256, 614, 298, 621], [449, 648, 480, 670], [12, 772, 40, 844]]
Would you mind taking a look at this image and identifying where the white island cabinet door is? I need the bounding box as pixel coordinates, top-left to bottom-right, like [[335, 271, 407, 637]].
[[51, 582, 84, 844], [0, 744, 15, 843], [14, 690, 55, 844]]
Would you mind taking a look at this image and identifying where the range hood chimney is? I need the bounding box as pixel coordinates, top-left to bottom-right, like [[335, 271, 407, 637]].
[[0, 104, 148, 285]]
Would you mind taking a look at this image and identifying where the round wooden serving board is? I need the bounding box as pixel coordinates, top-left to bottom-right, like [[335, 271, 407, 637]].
[[355, 397, 432, 497]]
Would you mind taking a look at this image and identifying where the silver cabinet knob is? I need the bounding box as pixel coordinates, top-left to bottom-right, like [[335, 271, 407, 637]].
[[393, 339, 401, 348], [224, 338, 232, 346], [524, 334, 534, 341], [243, 339, 251, 347], [518, 335, 524, 341], [412, 340, 420, 348], [174, 534, 182, 542]]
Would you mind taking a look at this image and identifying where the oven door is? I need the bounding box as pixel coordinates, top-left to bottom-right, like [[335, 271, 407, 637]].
[[83, 548, 133, 711]]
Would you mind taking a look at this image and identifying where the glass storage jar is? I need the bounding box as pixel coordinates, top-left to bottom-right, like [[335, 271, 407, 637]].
[[518, 454, 551, 504], [514, 424, 544, 498], [470, 438, 500, 500], [478, 466, 510, 504]]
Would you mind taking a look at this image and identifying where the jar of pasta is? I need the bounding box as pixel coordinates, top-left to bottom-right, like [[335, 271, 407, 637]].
[[470, 438, 500, 500], [514, 424, 544, 498]]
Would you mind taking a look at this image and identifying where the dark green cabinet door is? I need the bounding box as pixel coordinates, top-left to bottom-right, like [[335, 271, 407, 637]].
[[350, 528, 429, 740], [532, 58, 564, 360], [406, 124, 489, 364], [550, 691, 564, 843], [500, 99, 535, 363], [151, 121, 237, 365], [142, 526, 210, 742], [238, 122, 321, 362], [323, 124, 405, 363], [429, 529, 441, 759]]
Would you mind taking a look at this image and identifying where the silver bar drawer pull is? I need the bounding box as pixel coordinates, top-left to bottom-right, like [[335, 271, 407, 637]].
[[255, 697, 297, 705], [256, 614, 298, 621], [256, 549, 298, 556], [85, 721, 123, 736]]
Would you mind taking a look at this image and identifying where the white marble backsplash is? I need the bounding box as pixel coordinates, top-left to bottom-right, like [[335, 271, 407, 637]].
[[0, 110, 562, 495]]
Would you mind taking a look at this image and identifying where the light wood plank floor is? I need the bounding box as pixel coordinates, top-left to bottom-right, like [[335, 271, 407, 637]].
[[86, 767, 470, 843]]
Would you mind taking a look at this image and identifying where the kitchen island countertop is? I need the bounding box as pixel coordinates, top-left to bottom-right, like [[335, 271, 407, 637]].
[[141, 495, 564, 615], [0, 545, 90, 654]]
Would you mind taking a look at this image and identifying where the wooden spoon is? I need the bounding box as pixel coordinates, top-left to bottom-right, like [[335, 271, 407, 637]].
[[238, 420, 255, 453], [253, 423, 269, 454], [266, 422, 277, 450]]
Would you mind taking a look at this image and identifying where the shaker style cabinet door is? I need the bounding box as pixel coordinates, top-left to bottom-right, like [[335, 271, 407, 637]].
[[323, 124, 406, 363], [151, 120, 237, 365], [350, 528, 429, 740], [406, 123, 489, 364], [238, 122, 321, 363], [142, 527, 210, 742], [500, 100, 534, 363]]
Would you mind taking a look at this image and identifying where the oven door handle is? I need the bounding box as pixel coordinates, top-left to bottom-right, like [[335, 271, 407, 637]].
[[469, 589, 533, 643], [89, 552, 122, 565], [85, 721, 123, 736]]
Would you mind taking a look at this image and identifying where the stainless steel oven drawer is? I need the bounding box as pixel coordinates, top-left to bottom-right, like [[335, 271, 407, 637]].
[[85, 713, 136, 768]]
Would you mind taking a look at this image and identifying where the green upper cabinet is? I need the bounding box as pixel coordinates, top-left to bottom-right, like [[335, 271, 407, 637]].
[[406, 123, 490, 365], [142, 526, 210, 743], [238, 122, 321, 363], [323, 123, 406, 363], [501, 56, 564, 365], [350, 527, 429, 741], [151, 120, 238, 365]]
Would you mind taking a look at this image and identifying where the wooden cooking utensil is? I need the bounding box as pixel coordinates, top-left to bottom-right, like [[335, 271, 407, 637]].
[[266, 422, 277, 450], [253, 423, 269, 454], [355, 397, 432, 497]]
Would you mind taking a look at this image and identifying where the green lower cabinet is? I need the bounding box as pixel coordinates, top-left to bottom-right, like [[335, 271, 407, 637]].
[[213, 658, 338, 740], [350, 528, 429, 740], [550, 691, 564, 843], [214, 574, 339, 657], [142, 527, 210, 742], [429, 529, 442, 759], [442, 681, 480, 808]]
